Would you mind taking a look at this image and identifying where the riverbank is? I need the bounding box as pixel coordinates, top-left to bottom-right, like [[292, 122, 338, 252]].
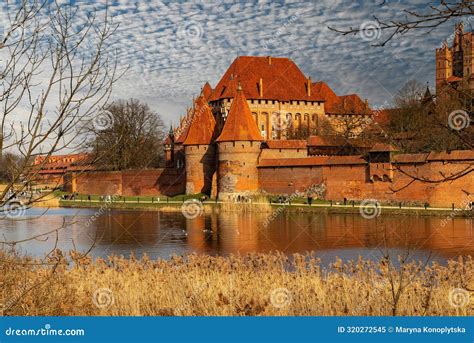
[[1, 251, 472, 316], [59, 198, 473, 217]]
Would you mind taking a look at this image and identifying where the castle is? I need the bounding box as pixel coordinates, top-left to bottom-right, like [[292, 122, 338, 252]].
[[165, 56, 375, 200], [53, 55, 473, 207], [436, 22, 474, 95]]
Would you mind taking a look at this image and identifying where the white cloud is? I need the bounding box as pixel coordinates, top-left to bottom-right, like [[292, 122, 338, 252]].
[[1, 0, 457, 128]]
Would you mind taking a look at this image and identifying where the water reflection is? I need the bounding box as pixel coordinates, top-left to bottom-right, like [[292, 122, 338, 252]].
[[0, 208, 472, 266]]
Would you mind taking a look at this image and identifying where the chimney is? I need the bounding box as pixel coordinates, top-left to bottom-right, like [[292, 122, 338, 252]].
[[364, 99, 369, 108], [268, 56, 272, 65], [237, 82, 242, 92], [259, 78, 263, 97], [307, 76, 311, 97]]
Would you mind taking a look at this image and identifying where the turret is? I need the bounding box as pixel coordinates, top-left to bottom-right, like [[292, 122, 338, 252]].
[[435, 42, 452, 94], [183, 96, 217, 195], [216, 83, 263, 201], [164, 125, 175, 167]]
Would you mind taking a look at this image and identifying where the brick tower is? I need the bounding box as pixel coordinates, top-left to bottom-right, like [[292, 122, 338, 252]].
[[216, 84, 263, 201], [435, 42, 453, 93], [183, 96, 217, 195]]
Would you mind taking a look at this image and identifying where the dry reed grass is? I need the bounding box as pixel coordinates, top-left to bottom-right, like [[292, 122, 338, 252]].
[[1, 251, 472, 316]]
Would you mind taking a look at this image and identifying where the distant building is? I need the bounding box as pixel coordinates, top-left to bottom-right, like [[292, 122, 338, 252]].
[[32, 153, 94, 186], [436, 22, 474, 95]]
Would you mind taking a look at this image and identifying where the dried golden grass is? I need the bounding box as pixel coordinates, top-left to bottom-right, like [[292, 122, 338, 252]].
[[1, 251, 472, 316]]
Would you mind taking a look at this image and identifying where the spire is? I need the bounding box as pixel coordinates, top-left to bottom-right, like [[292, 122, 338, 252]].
[[422, 82, 434, 106], [216, 86, 263, 142], [201, 82, 213, 101], [183, 97, 216, 145]]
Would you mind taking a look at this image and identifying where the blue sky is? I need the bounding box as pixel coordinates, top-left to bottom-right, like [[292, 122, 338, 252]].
[[1, 0, 462, 126]]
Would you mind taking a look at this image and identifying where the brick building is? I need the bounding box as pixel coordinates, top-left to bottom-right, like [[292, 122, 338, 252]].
[[436, 22, 474, 95], [152, 56, 472, 204], [67, 55, 473, 207]]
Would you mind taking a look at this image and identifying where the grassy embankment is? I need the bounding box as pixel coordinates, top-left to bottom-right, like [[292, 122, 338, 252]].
[[1, 251, 472, 316], [57, 192, 472, 217]]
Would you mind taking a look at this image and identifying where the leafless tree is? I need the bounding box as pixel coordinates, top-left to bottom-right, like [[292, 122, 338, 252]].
[[329, 0, 474, 46], [88, 98, 166, 170], [0, 0, 121, 210]]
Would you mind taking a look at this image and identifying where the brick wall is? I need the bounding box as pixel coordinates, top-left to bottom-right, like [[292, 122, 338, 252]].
[[71, 168, 185, 196], [258, 161, 473, 207]]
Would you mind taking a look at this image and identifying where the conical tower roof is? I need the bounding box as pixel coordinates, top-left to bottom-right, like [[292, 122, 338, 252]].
[[183, 96, 216, 145], [217, 84, 263, 142]]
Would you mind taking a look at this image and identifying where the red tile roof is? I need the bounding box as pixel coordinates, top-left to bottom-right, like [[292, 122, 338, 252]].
[[265, 140, 307, 149], [370, 143, 398, 152], [209, 56, 323, 102], [217, 87, 263, 142], [446, 75, 462, 83], [258, 155, 367, 167], [201, 82, 213, 101], [307, 135, 346, 147], [336, 94, 371, 115], [372, 108, 394, 126], [312, 81, 339, 110], [307, 135, 373, 149], [174, 108, 194, 144], [183, 97, 216, 145], [313, 81, 370, 115], [164, 135, 173, 145]]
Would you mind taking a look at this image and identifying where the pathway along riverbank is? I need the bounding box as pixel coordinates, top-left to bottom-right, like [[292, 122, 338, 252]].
[[58, 197, 473, 218]]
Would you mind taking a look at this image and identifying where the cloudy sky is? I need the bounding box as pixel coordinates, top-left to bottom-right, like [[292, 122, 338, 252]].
[[1, 0, 463, 127]]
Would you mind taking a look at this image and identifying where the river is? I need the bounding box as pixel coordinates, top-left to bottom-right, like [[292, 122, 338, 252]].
[[1, 207, 473, 266]]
